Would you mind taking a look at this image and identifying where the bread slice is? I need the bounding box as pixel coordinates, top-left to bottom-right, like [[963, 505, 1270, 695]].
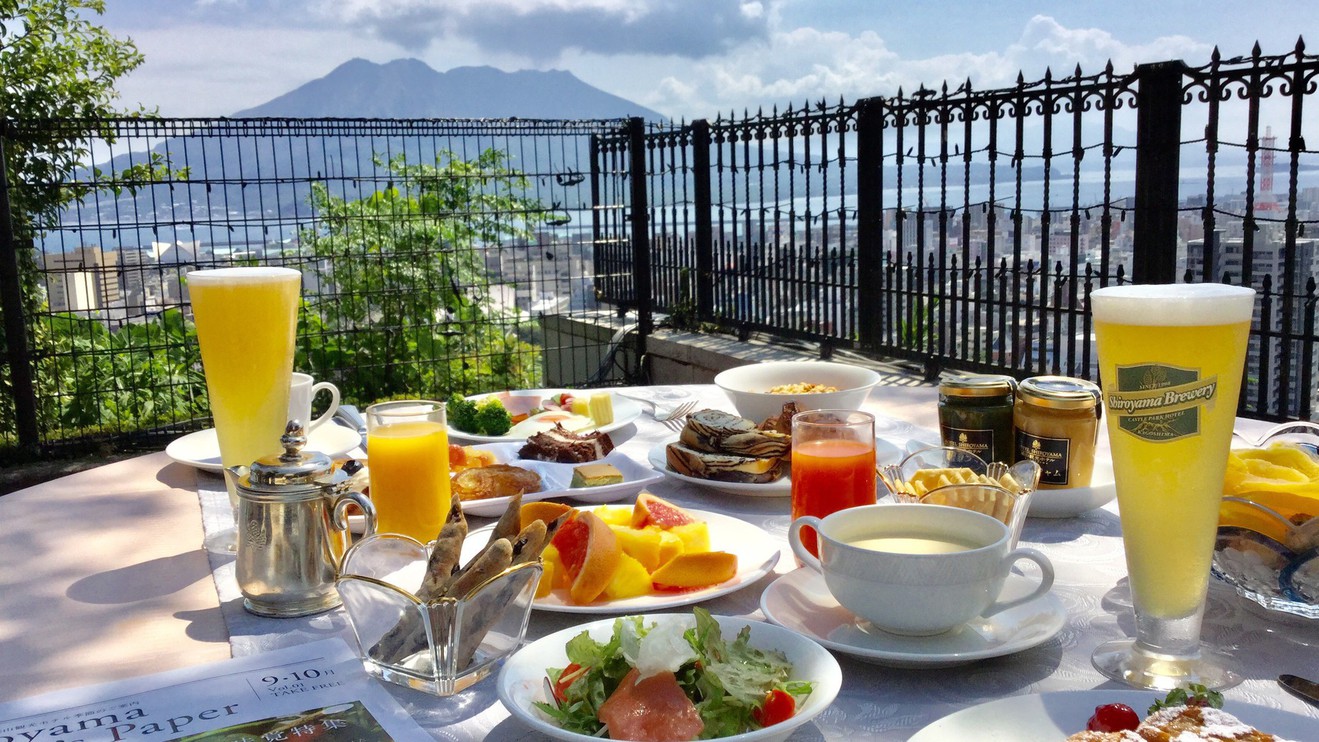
[[680, 409, 791, 458], [665, 441, 783, 483]]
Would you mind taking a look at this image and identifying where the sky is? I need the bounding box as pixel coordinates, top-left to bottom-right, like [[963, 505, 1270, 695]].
[[95, 0, 1318, 121]]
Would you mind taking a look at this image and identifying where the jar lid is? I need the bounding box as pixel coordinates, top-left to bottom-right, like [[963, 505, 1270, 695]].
[[939, 374, 1016, 397], [247, 420, 334, 487], [1018, 376, 1101, 410]]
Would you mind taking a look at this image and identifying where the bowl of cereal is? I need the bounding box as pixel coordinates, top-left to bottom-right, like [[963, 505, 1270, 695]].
[[714, 360, 881, 423]]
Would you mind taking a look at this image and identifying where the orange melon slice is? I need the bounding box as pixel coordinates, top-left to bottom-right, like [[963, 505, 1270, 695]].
[[650, 551, 737, 590], [520, 501, 575, 532]]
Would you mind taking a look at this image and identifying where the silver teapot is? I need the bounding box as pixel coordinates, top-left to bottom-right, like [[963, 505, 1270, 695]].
[[230, 420, 375, 617]]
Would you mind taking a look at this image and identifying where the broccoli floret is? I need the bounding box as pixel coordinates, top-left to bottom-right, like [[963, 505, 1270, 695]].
[[475, 397, 513, 436], [448, 396, 480, 433]]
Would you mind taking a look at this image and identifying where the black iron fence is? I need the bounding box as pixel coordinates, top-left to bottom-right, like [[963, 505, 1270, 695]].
[[0, 117, 638, 458], [596, 41, 1319, 421], [3, 42, 1318, 459]]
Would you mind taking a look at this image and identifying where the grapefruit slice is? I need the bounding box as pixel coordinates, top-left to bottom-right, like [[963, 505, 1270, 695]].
[[631, 492, 698, 529], [550, 511, 621, 603]]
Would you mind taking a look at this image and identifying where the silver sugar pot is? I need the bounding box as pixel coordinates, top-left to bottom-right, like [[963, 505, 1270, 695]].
[[230, 420, 375, 617]]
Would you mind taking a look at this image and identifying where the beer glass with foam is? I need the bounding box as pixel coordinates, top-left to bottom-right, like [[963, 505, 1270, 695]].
[[1090, 283, 1254, 690]]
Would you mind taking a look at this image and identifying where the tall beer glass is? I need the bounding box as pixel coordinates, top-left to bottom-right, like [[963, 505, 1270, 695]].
[[1090, 283, 1254, 690], [189, 267, 302, 507]]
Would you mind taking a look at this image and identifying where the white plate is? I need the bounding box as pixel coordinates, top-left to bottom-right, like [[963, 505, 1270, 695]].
[[908, 690, 1317, 741], [759, 569, 1065, 668], [456, 445, 663, 518], [447, 389, 642, 443], [464, 508, 781, 613], [165, 424, 362, 472], [1027, 456, 1117, 518], [646, 436, 903, 498], [497, 613, 842, 742]]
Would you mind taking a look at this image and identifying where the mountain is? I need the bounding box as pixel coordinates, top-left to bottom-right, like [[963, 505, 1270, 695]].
[[232, 59, 665, 120]]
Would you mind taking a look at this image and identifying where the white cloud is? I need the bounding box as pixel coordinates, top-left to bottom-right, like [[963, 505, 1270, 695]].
[[618, 15, 1213, 120]]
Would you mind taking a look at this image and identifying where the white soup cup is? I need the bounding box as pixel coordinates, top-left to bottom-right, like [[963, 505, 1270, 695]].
[[788, 503, 1054, 636]]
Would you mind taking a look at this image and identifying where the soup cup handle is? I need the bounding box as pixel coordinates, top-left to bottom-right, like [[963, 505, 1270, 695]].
[[787, 516, 826, 572], [981, 547, 1054, 618]]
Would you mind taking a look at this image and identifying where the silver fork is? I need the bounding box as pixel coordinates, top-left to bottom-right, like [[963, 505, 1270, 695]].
[[617, 393, 696, 422], [659, 401, 698, 431]]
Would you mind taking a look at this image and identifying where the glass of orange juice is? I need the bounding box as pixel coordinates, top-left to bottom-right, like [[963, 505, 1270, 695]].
[[366, 400, 451, 542], [189, 267, 301, 499], [791, 410, 877, 557]]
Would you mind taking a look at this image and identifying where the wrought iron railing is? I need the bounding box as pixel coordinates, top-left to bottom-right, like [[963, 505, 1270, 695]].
[[594, 41, 1319, 421], [3, 42, 1318, 460]]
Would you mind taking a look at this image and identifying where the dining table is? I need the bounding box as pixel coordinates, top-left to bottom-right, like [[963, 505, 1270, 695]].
[[1, 381, 1317, 741]]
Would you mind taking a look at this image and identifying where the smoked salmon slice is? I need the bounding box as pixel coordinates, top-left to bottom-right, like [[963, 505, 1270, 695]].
[[597, 668, 704, 742]]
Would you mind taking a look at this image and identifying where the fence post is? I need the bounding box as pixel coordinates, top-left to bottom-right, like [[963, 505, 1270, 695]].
[[0, 133, 41, 455], [627, 117, 652, 377], [691, 120, 714, 321], [1132, 61, 1186, 284], [856, 96, 884, 347]]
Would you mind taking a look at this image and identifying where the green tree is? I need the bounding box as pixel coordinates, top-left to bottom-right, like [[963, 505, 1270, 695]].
[[1, 0, 152, 446], [300, 150, 546, 405]]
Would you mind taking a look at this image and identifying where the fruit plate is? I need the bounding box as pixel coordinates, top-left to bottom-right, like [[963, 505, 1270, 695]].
[[446, 389, 642, 444], [907, 690, 1318, 741], [497, 613, 842, 742], [463, 508, 782, 614], [647, 436, 903, 498], [456, 444, 663, 518]]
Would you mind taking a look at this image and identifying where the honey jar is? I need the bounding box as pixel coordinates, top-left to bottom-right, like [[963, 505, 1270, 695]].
[[938, 374, 1016, 463], [1013, 376, 1101, 489]]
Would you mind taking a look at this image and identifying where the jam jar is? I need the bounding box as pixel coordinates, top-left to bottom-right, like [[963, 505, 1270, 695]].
[[938, 374, 1017, 463], [1013, 376, 1101, 489]]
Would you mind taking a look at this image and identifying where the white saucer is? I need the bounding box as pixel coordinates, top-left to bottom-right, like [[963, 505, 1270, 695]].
[[759, 568, 1066, 668], [1027, 457, 1117, 518], [166, 424, 363, 472]]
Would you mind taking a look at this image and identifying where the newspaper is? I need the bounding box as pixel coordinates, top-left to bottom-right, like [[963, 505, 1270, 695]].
[[0, 638, 430, 742]]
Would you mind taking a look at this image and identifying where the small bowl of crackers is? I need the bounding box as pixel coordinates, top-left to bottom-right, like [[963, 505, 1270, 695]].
[[878, 446, 1041, 547], [336, 496, 552, 696]]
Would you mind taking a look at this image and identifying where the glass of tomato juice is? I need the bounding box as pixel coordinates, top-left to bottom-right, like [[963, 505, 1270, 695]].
[[791, 410, 877, 557], [366, 400, 451, 543]]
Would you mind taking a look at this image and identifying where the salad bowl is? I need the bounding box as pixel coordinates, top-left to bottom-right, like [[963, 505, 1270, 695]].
[[497, 612, 842, 742]]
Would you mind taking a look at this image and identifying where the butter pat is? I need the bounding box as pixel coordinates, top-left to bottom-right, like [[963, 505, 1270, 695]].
[[571, 462, 624, 488]]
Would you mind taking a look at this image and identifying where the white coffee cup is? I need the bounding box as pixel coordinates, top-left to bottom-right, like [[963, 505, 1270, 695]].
[[288, 372, 341, 432], [789, 503, 1054, 636]]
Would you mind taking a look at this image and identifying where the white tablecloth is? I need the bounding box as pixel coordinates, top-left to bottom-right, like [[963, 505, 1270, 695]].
[[196, 384, 1319, 740]]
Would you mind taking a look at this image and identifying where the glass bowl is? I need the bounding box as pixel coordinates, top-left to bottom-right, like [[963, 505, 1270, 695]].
[[879, 446, 1040, 547], [336, 533, 542, 696]]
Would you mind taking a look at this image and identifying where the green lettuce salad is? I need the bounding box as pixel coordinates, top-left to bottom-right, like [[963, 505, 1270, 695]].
[[534, 607, 813, 739]]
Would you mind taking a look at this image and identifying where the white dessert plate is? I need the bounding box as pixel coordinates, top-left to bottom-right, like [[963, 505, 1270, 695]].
[[908, 690, 1317, 741], [646, 436, 902, 498], [166, 424, 362, 472], [465, 508, 781, 613], [455, 444, 663, 518], [759, 569, 1065, 669], [498, 613, 842, 742], [447, 389, 642, 443], [1027, 456, 1117, 518]]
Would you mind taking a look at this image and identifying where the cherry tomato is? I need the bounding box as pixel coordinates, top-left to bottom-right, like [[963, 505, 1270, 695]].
[[552, 663, 588, 702], [752, 689, 796, 727], [1086, 703, 1140, 732]]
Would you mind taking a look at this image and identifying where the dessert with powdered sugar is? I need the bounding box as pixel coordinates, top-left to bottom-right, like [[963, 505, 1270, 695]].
[[1066, 704, 1294, 741]]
